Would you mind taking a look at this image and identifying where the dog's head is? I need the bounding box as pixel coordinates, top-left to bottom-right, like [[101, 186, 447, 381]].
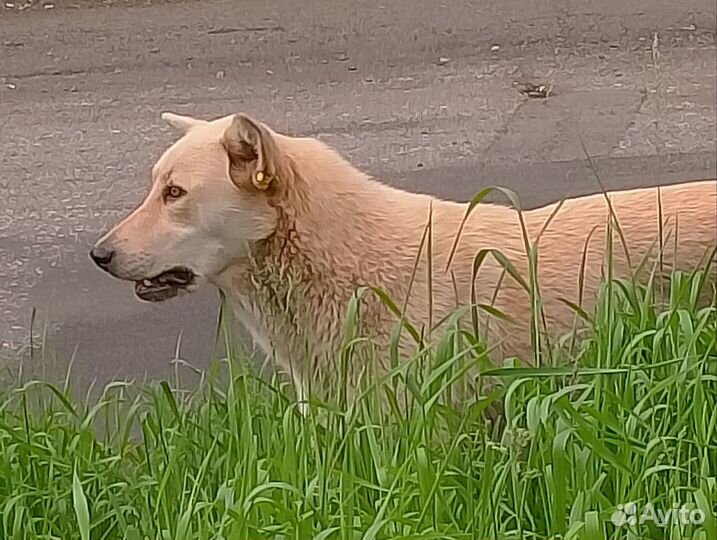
[[90, 112, 288, 302]]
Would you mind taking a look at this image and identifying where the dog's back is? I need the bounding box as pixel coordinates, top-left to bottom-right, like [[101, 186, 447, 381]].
[[377, 179, 716, 360], [486, 180, 717, 357]]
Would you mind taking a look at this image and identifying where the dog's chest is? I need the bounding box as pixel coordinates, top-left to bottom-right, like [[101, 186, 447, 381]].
[[227, 296, 275, 358]]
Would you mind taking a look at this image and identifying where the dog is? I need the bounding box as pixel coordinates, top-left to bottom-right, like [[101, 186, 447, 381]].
[[91, 111, 717, 399]]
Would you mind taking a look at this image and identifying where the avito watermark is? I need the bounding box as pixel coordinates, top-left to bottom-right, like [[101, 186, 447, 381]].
[[611, 502, 706, 528]]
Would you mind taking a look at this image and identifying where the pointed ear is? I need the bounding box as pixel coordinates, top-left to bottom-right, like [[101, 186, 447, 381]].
[[222, 114, 284, 191], [161, 112, 207, 134]]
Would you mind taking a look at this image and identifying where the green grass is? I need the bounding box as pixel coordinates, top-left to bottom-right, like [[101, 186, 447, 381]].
[[0, 266, 715, 540]]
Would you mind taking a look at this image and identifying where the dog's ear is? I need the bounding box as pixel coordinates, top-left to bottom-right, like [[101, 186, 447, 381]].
[[161, 112, 207, 134], [223, 114, 283, 191]]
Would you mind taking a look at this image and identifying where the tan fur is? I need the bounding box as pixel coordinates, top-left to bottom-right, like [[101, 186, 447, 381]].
[[93, 112, 717, 395]]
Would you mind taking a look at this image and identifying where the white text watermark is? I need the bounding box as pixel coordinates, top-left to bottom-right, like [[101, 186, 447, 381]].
[[611, 502, 707, 528]]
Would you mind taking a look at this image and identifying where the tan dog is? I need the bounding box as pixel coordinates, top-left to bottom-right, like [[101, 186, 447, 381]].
[[91, 112, 717, 397]]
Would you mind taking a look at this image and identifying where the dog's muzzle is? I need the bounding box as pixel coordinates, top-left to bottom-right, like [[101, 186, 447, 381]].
[[133, 267, 196, 302], [90, 244, 196, 303]]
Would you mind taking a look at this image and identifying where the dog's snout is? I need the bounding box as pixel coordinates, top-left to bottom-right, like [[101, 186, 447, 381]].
[[90, 245, 115, 269]]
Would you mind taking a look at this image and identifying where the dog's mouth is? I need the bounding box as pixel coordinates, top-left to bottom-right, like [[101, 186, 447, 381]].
[[134, 267, 196, 302]]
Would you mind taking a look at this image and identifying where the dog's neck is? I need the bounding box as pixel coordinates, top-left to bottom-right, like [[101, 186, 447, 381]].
[[212, 140, 401, 353], [222, 139, 405, 279]]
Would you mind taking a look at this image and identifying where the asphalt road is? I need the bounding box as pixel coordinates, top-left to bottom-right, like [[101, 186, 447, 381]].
[[1, 0, 715, 385]]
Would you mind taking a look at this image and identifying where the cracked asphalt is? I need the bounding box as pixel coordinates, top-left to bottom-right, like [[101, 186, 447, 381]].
[[0, 0, 715, 384]]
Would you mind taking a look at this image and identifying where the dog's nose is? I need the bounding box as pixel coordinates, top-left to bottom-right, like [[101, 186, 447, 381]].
[[90, 245, 115, 269]]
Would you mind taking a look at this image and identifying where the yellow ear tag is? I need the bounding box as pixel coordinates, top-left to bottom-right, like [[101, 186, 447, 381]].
[[254, 171, 275, 189]]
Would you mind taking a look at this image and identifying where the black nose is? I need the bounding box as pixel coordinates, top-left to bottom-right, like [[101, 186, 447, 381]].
[[90, 246, 114, 269]]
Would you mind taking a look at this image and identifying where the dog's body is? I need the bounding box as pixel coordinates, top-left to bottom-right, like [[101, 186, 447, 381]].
[[92, 112, 717, 393]]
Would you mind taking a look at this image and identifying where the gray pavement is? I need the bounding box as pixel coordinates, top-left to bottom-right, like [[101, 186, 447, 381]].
[[1, 0, 715, 384]]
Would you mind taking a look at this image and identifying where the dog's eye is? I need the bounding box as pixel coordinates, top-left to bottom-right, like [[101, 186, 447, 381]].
[[164, 185, 186, 201]]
